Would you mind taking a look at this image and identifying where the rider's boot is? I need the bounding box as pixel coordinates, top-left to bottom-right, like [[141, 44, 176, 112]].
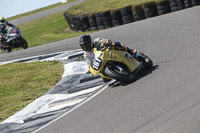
[[126, 47, 137, 58]]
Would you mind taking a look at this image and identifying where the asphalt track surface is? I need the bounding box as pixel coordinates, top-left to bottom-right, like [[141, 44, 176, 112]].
[[1, 6, 200, 133]]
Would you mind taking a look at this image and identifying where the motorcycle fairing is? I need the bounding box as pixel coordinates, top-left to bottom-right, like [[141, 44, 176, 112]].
[[7, 28, 21, 43], [88, 48, 141, 78]]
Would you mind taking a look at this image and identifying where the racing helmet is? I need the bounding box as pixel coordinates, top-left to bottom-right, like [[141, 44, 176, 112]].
[[0, 17, 5, 24], [79, 35, 93, 52]]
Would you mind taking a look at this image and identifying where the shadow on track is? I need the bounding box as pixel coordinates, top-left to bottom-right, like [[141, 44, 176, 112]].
[[110, 65, 159, 87]]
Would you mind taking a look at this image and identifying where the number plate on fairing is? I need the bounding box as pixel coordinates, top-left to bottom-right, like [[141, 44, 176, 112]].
[[92, 52, 102, 70]]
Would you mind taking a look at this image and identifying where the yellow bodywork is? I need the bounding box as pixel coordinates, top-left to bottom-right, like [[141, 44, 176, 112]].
[[89, 48, 140, 79]]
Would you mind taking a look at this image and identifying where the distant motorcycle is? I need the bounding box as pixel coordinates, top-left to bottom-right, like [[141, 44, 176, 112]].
[[0, 27, 28, 53]]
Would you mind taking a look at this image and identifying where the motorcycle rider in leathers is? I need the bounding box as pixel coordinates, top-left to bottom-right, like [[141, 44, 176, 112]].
[[0, 17, 16, 34], [79, 34, 140, 59], [0, 17, 16, 50], [79, 35, 143, 81]]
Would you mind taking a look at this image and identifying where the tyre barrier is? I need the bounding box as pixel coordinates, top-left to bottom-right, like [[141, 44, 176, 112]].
[[95, 12, 105, 30], [110, 9, 123, 26], [132, 5, 146, 21], [79, 15, 91, 31], [169, 0, 180, 12], [74, 16, 85, 31], [88, 13, 98, 31], [64, 13, 79, 31], [100, 11, 113, 29], [184, 0, 193, 8], [191, 0, 200, 6], [63, 13, 73, 30], [142, 2, 158, 18], [177, 0, 185, 10], [63, 0, 199, 31], [120, 6, 134, 24], [156, 0, 171, 15]]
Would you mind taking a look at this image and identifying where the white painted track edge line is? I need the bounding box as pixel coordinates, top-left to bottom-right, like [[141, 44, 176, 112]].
[[33, 84, 109, 133]]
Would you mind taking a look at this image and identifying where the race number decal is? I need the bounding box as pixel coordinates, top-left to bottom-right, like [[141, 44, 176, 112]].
[[92, 52, 102, 70], [92, 58, 102, 70]]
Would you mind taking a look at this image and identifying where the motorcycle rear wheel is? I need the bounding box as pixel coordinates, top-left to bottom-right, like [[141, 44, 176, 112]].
[[104, 62, 135, 83], [5, 48, 12, 53]]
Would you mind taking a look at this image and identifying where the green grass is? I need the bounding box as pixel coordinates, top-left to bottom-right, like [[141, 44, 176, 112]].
[[0, 61, 64, 122], [66, 0, 157, 15], [7, 0, 78, 21]]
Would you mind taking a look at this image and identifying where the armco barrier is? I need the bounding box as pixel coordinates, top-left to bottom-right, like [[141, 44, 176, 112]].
[[63, 0, 199, 31]]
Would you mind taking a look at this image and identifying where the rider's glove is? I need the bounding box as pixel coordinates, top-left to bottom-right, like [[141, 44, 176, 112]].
[[114, 41, 123, 50]]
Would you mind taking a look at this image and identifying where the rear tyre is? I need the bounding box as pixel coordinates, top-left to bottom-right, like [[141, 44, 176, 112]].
[[2, 45, 12, 53], [5, 48, 12, 53]]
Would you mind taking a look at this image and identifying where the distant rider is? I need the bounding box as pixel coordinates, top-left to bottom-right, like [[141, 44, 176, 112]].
[[0, 17, 16, 50], [0, 17, 16, 34]]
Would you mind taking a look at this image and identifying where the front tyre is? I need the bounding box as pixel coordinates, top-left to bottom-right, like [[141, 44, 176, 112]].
[[138, 55, 153, 69], [104, 62, 135, 83]]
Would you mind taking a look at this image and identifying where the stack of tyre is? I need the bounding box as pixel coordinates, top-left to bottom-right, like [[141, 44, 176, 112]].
[[63, 13, 73, 30], [64, 14, 77, 31], [156, 0, 171, 15], [191, 0, 200, 6], [88, 13, 98, 31], [132, 5, 145, 21], [110, 9, 123, 27], [73, 16, 85, 31], [142, 2, 158, 18], [100, 11, 113, 29], [168, 0, 195, 11], [95, 12, 104, 30], [63, 13, 87, 31], [120, 6, 134, 24], [169, 0, 180, 11], [79, 15, 91, 31], [184, 0, 193, 8], [176, 0, 185, 9]]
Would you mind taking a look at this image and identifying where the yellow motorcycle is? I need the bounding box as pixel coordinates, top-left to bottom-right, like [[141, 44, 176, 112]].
[[86, 47, 153, 83]]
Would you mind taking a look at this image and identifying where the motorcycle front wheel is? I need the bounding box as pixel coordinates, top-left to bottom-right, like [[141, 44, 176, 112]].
[[20, 37, 28, 49], [104, 62, 135, 83], [138, 55, 153, 69]]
